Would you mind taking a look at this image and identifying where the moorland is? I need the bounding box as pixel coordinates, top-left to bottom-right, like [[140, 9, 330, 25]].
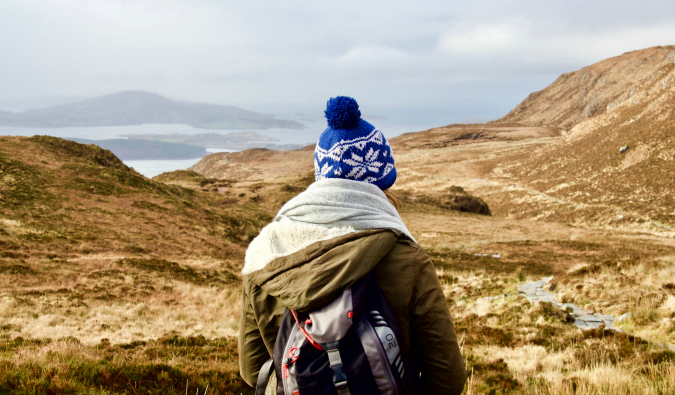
[[1, 45, 675, 394]]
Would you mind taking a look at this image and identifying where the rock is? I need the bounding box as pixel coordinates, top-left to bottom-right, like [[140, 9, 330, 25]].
[[584, 321, 606, 329], [519, 277, 625, 332], [619, 145, 629, 154], [576, 314, 603, 322], [574, 320, 590, 328]]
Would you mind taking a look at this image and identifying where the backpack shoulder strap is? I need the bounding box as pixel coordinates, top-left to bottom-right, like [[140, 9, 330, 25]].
[[255, 358, 275, 395]]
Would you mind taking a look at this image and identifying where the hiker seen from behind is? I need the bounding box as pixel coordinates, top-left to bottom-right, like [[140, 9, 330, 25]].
[[238, 96, 467, 395]]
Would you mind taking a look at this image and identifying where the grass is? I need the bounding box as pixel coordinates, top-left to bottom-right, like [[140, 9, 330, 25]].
[[440, 268, 675, 394], [0, 335, 252, 394], [548, 256, 675, 346], [2, 135, 675, 394], [390, 186, 492, 216], [0, 136, 326, 393]]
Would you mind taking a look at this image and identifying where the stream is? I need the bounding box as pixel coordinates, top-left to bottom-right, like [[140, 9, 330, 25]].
[[518, 277, 618, 330], [519, 277, 675, 352]]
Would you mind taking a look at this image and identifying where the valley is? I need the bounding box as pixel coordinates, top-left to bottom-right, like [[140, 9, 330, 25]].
[[1, 46, 675, 394]]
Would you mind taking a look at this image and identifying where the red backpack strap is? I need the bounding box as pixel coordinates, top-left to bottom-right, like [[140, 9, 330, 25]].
[[291, 309, 324, 351]]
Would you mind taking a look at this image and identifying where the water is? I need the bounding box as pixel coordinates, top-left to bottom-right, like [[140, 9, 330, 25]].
[[0, 114, 445, 178], [124, 158, 205, 178], [0, 123, 201, 141]]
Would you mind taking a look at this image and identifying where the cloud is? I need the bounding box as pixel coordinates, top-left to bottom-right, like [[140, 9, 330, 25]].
[[440, 24, 520, 53], [338, 46, 412, 65], [439, 20, 675, 61], [1, 0, 674, 123]]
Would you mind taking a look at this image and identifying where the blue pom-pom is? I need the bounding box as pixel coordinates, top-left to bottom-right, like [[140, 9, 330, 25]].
[[325, 96, 361, 129]]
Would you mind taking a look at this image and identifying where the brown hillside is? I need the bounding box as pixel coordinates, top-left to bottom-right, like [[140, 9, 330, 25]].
[[0, 136, 314, 345], [390, 124, 560, 150], [185, 47, 675, 233], [5, 88, 675, 391], [498, 45, 675, 130], [189, 147, 314, 182], [490, 46, 675, 227]]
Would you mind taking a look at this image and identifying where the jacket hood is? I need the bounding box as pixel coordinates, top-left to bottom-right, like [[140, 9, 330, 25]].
[[246, 229, 399, 312], [242, 178, 415, 276]]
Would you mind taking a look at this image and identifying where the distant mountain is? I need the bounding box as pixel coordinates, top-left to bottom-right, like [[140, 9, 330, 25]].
[[0, 91, 304, 130]]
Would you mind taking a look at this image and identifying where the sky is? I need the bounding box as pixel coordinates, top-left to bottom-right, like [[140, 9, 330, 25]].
[[1, 0, 674, 123]]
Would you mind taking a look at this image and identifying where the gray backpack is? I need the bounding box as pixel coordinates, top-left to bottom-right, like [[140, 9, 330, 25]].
[[256, 273, 411, 395]]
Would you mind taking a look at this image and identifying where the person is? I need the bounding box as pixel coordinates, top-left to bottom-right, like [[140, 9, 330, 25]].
[[238, 96, 467, 394]]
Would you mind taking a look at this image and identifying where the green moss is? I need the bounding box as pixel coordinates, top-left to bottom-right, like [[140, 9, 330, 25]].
[[66, 177, 125, 196], [643, 350, 675, 365], [397, 187, 492, 216], [470, 358, 519, 394], [428, 249, 554, 275], [0, 264, 36, 275], [61, 163, 195, 200], [419, 193, 492, 215], [0, 154, 60, 210], [153, 170, 207, 183]]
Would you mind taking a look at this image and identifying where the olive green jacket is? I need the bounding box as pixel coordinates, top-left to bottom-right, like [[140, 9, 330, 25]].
[[239, 229, 467, 394]]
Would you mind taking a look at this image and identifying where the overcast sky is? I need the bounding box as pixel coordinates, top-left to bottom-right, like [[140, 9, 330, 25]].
[[1, 0, 674, 122]]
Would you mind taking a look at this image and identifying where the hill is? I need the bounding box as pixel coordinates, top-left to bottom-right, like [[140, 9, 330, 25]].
[[498, 46, 675, 130], [0, 91, 304, 130], [189, 146, 315, 182], [123, 131, 276, 146], [0, 136, 317, 393], [490, 45, 675, 227], [182, 88, 675, 393], [3, 46, 675, 394]]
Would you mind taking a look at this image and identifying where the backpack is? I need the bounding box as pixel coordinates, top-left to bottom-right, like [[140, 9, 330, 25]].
[[256, 273, 411, 395]]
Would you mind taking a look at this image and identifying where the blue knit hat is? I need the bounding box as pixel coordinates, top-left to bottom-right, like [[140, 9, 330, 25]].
[[314, 96, 396, 190]]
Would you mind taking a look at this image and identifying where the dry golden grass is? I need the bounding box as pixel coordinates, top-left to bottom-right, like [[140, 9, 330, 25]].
[[548, 256, 675, 346], [188, 147, 314, 183], [0, 136, 315, 393], [436, 267, 675, 395], [3, 69, 675, 394]]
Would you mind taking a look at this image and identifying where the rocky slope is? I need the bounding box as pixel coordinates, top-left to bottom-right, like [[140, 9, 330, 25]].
[[498, 45, 675, 131], [491, 45, 675, 227]]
